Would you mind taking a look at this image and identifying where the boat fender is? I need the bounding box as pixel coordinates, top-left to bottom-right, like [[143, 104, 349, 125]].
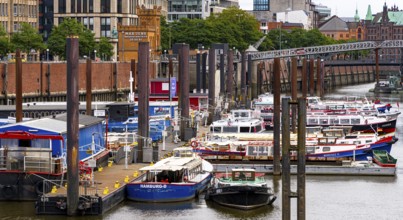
[[35, 181, 50, 195], [365, 119, 368, 125], [191, 141, 198, 148], [2, 185, 17, 199]]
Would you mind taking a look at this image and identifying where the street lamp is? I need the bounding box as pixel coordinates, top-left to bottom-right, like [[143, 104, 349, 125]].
[[164, 50, 167, 59], [46, 49, 49, 61], [94, 50, 97, 61]]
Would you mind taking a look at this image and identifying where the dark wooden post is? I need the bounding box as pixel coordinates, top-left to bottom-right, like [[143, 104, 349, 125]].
[[86, 58, 92, 115], [15, 50, 22, 122], [273, 58, 281, 176], [66, 37, 80, 216], [137, 42, 150, 162]]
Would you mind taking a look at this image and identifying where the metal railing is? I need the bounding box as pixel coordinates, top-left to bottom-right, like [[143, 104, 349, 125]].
[[23, 155, 65, 173]]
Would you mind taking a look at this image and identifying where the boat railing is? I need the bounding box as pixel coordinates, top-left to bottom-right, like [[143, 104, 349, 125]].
[[0, 148, 6, 170], [39, 178, 100, 200], [23, 154, 52, 173]]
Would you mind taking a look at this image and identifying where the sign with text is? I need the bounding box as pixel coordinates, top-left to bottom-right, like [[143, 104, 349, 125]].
[[170, 77, 176, 98]]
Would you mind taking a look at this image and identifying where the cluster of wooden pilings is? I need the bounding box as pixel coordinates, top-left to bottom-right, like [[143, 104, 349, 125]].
[[254, 58, 377, 97]]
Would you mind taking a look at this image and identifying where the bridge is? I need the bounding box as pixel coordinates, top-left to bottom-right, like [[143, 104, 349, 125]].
[[250, 40, 403, 60]]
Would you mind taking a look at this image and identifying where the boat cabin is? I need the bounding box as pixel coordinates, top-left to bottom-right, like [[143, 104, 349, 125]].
[[231, 168, 256, 181], [140, 147, 203, 184]]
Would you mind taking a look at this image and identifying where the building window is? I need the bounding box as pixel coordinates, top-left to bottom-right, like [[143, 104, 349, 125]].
[[89, 0, 93, 13], [118, 0, 122, 13], [71, 0, 76, 13], [101, 17, 111, 37], [101, 0, 110, 13], [59, 0, 66, 13], [83, 0, 87, 12], [77, 0, 82, 13]]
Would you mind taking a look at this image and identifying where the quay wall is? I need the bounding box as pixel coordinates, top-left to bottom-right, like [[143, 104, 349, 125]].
[[0, 60, 399, 104]]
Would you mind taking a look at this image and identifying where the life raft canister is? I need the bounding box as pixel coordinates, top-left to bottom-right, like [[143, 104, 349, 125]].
[[191, 141, 198, 148]]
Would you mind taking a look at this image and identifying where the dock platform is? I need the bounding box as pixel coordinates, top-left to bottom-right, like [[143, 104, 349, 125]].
[[212, 161, 396, 176], [35, 162, 148, 215]]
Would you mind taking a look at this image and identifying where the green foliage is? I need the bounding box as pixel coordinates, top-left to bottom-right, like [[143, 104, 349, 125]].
[[160, 7, 262, 51], [97, 37, 114, 60], [0, 25, 10, 58], [47, 18, 96, 59], [10, 23, 45, 54]]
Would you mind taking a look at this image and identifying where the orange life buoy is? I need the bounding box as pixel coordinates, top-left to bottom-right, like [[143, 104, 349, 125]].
[[191, 141, 198, 148]]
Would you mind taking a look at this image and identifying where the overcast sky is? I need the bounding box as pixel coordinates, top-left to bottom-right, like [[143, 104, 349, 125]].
[[239, 0, 403, 18]]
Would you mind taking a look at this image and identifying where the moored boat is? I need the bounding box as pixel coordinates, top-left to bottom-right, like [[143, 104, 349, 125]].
[[372, 150, 397, 167], [205, 168, 276, 210], [126, 147, 213, 202], [0, 114, 108, 200]]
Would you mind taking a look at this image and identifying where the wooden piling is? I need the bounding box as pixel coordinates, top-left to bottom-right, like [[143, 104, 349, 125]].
[[281, 97, 291, 219], [309, 58, 315, 96], [179, 44, 190, 139], [226, 49, 234, 110], [273, 58, 281, 176], [297, 97, 306, 220], [137, 42, 150, 162], [208, 48, 216, 125], [15, 50, 22, 122], [291, 57, 298, 133], [86, 58, 92, 115], [301, 58, 307, 98], [66, 37, 80, 216]]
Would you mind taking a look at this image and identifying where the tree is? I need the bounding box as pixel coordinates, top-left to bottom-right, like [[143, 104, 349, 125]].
[[47, 18, 96, 59], [0, 25, 10, 59], [160, 7, 263, 51], [10, 23, 45, 54], [207, 7, 263, 51], [97, 37, 114, 60]]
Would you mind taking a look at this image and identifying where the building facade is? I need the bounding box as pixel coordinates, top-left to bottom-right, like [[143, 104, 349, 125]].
[[0, 0, 39, 35], [118, 6, 161, 62], [364, 3, 403, 61]]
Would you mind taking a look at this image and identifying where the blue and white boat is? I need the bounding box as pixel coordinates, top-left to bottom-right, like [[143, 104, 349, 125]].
[[126, 147, 213, 202], [0, 114, 108, 200]]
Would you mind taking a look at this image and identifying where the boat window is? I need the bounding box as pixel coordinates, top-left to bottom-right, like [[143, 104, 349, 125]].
[[223, 126, 238, 133], [19, 139, 31, 147], [340, 119, 350, 124], [330, 119, 339, 124], [351, 118, 360, 124], [255, 125, 262, 132], [211, 126, 221, 133], [240, 127, 250, 133], [365, 140, 372, 143], [322, 147, 331, 152], [306, 147, 315, 154], [308, 118, 318, 124], [353, 141, 361, 145], [319, 119, 328, 125]]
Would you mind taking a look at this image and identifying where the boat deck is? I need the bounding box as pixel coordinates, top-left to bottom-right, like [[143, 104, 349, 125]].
[[43, 162, 148, 198], [36, 162, 149, 215]]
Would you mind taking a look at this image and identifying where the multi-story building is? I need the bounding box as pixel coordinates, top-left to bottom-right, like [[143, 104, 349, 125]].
[[252, 0, 319, 31], [40, 0, 167, 60], [364, 3, 403, 61], [0, 0, 39, 35], [166, 0, 238, 22]]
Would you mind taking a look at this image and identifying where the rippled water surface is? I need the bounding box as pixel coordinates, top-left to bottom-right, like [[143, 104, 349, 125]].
[[1, 83, 402, 220]]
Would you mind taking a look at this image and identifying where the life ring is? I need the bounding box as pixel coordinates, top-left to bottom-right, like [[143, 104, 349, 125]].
[[191, 141, 198, 148], [35, 181, 50, 195]]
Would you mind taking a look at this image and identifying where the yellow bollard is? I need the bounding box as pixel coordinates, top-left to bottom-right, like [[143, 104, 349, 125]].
[[114, 181, 120, 188], [51, 186, 58, 194], [64, 183, 68, 188], [108, 160, 113, 167], [103, 187, 109, 195], [98, 166, 103, 172], [150, 161, 154, 166], [124, 175, 129, 183], [133, 171, 139, 177]]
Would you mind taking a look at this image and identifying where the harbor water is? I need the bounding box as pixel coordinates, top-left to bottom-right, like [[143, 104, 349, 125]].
[[1, 83, 402, 220]]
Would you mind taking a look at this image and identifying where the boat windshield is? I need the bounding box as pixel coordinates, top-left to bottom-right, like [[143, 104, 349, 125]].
[[232, 171, 255, 181]]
